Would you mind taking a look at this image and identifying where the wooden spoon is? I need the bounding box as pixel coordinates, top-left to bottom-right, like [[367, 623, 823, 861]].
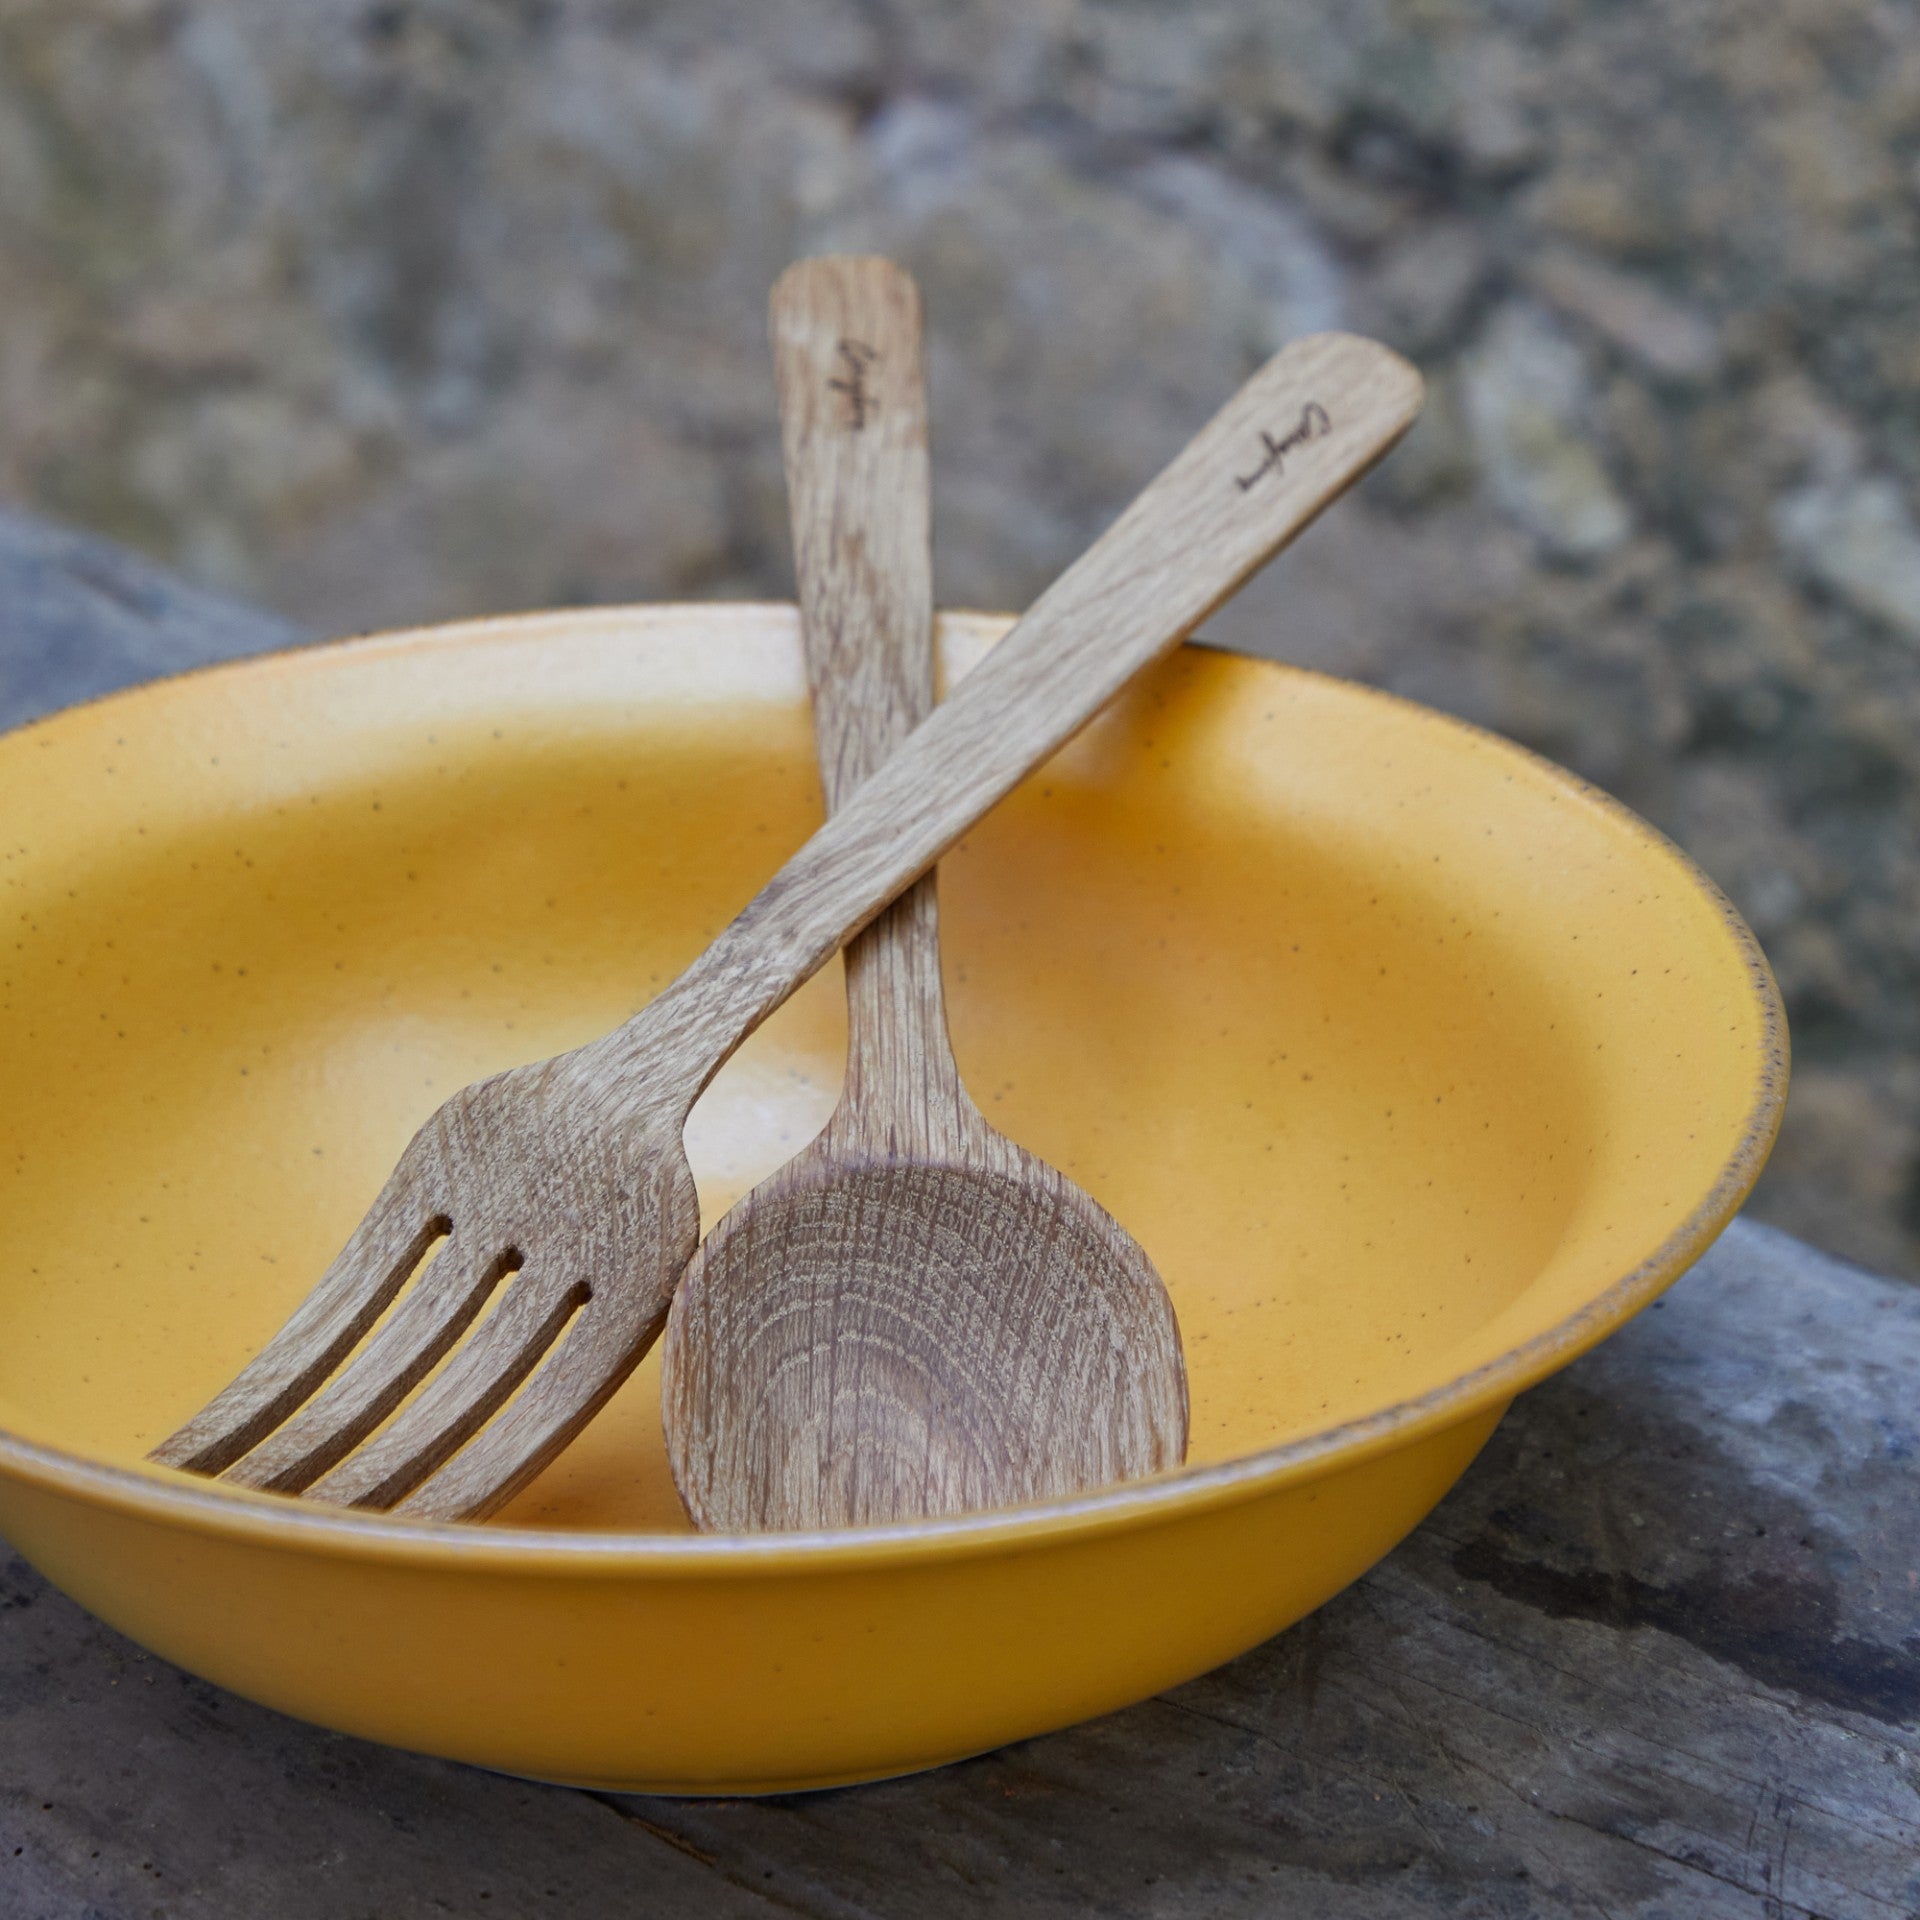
[[659, 257, 1186, 1532], [150, 321, 1421, 1522]]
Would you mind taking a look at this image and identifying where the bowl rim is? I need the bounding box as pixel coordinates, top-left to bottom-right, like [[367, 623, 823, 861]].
[[0, 602, 1787, 1577]]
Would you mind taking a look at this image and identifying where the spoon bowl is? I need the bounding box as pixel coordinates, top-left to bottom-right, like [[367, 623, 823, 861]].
[[666, 1150, 1184, 1531]]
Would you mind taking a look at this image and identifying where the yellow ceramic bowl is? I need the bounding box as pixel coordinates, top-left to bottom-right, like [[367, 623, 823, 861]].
[[0, 605, 1783, 1793]]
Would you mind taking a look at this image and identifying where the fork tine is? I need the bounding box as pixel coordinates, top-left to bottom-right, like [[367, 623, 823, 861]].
[[219, 1235, 519, 1495], [302, 1262, 598, 1512], [149, 1188, 447, 1478], [391, 1286, 671, 1521]]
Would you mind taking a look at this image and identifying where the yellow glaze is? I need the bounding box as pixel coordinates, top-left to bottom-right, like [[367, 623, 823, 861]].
[[0, 606, 1784, 1792]]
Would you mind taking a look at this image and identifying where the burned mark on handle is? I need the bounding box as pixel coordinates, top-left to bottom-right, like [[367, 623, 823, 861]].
[[829, 338, 880, 431], [1235, 401, 1332, 491]]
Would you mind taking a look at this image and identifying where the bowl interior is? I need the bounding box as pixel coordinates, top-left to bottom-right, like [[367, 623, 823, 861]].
[[0, 606, 1777, 1534]]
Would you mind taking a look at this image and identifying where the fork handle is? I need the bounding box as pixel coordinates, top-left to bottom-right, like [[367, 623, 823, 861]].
[[607, 330, 1423, 1112]]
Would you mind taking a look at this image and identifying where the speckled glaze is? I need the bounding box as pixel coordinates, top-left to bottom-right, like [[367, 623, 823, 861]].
[[0, 605, 1784, 1792]]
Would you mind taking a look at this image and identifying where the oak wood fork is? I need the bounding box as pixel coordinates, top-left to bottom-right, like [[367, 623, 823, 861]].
[[149, 324, 1422, 1521]]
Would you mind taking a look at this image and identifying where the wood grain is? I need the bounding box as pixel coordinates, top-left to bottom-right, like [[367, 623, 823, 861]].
[[150, 321, 1422, 1520], [660, 256, 1187, 1532]]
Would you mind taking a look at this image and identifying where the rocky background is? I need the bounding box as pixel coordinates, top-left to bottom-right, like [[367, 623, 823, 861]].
[[1, 0, 1917, 1275]]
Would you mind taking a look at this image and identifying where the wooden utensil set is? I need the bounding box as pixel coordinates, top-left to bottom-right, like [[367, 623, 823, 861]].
[[152, 259, 1422, 1530]]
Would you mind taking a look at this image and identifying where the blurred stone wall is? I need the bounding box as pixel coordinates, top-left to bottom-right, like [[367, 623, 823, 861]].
[[3, 0, 1919, 1273]]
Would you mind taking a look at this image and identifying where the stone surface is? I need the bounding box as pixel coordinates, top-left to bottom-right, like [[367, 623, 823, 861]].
[[0, 504, 301, 729], [0, 4, 1916, 1276], [3, 1218, 1915, 1917], [1461, 300, 1632, 561], [1775, 476, 1920, 646]]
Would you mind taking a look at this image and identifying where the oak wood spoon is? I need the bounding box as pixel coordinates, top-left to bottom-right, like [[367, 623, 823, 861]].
[[659, 256, 1187, 1531], [150, 321, 1421, 1521]]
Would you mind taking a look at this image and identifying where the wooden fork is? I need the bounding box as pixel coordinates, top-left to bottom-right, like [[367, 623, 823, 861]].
[[149, 325, 1422, 1521]]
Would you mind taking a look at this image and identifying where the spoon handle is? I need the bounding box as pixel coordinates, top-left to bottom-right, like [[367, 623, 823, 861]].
[[770, 256, 970, 1155], [618, 328, 1423, 1108], [771, 257, 936, 811]]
